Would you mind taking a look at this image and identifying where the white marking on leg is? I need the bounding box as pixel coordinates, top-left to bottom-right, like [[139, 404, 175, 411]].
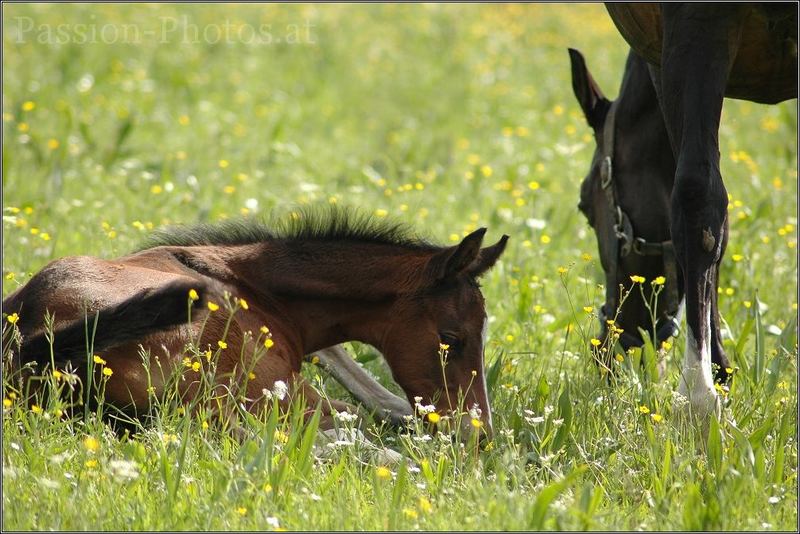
[[677, 306, 719, 419]]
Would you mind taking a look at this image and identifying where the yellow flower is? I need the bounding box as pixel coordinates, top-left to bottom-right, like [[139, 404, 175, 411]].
[[218, 340, 228, 350], [85, 459, 98, 468], [93, 355, 106, 365], [31, 404, 43, 414], [427, 412, 441, 424], [238, 298, 249, 310], [614, 353, 624, 363], [638, 405, 650, 415], [439, 343, 450, 351], [630, 275, 646, 284], [188, 289, 199, 301], [528, 180, 540, 190], [7, 312, 19, 325], [557, 266, 568, 275], [204, 350, 213, 362], [202, 421, 209, 431], [84, 436, 100, 452], [22, 101, 35, 111], [3, 398, 12, 408], [103, 367, 113, 377], [207, 301, 219, 312], [150, 184, 163, 195], [540, 235, 551, 244], [248, 372, 256, 380], [661, 340, 673, 351], [52, 369, 63, 380], [264, 338, 274, 349], [47, 138, 60, 150], [375, 466, 392, 480], [374, 208, 388, 217], [418, 497, 433, 514], [260, 325, 270, 334], [178, 115, 190, 125], [403, 508, 418, 520], [652, 276, 666, 285], [471, 418, 482, 429], [480, 164, 493, 177], [236, 506, 247, 516], [191, 361, 201, 372], [583, 306, 593, 313], [219, 159, 229, 169], [590, 338, 602, 347], [581, 253, 592, 261], [731, 254, 743, 262], [650, 413, 663, 423]]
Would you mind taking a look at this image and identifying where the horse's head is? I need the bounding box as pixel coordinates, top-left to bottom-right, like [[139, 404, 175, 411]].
[[569, 48, 682, 355], [379, 229, 507, 440]]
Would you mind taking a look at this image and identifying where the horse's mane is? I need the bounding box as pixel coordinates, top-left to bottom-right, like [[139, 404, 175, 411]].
[[137, 205, 440, 251]]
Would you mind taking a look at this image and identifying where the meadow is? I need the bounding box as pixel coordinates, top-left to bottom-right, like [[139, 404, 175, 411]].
[[2, 4, 797, 531]]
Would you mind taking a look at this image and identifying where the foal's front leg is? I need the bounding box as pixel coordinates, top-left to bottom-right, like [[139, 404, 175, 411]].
[[307, 345, 413, 427]]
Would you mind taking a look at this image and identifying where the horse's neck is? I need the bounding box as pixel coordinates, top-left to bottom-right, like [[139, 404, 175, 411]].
[[617, 53, 675, 187], [220, 241, 428, 351]]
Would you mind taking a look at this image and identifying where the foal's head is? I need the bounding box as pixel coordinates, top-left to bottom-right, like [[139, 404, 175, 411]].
[[380, 228, 508, 440], [569, 48, 682, 353]]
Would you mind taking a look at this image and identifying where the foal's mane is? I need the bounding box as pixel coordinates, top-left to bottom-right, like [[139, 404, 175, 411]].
[[137, 206, 440, 251]]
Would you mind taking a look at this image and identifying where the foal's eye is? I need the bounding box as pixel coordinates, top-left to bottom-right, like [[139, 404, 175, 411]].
[[439, 333, 461, 352]]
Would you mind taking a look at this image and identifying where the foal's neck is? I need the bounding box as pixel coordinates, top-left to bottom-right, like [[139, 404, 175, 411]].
[[224, 240, 431, 352]]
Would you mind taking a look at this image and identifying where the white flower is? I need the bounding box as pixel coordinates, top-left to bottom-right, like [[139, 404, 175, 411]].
[[333, 410, 359, 423], [468, 404, 482, 420], [552, 418, 564, 427], [109, 459, 140, 481], [262, 388, 273, 400], [272, 380, 288, 400], [768, 496, 781, 504], [266, 517, 280, 529], [415, 402, 435, 415]]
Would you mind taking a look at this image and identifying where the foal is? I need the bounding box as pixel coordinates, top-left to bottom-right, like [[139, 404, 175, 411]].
[[3, 208, 507, 437]]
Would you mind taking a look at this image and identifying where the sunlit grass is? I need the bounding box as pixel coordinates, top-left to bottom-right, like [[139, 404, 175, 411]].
[[2, 3, 797, 531]]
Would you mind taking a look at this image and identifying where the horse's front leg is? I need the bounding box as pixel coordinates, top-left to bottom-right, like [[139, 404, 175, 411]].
[[659, 4, 745, 420]]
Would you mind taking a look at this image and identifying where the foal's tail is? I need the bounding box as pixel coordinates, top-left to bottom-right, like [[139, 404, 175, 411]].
[[15, 280, 207, 373]]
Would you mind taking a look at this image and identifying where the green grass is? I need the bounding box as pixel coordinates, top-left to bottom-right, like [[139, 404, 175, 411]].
[[2, 4, 797, 531]]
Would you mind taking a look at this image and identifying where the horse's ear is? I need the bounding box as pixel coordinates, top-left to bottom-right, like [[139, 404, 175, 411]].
[[467, 234, 509, 278], [429, 228, 486, 282], [568, 48, 610, 131]]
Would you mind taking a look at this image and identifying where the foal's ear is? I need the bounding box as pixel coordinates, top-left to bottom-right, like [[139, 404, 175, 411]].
[[467, 234, 509, 278], [429, 228, 486, 282], [568, 48, 610, 131]]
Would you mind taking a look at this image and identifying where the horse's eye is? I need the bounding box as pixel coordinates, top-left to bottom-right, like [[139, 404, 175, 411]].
[[439, 333, 461, 352]]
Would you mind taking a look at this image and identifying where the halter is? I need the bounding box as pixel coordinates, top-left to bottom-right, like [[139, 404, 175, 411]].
[[598, 100, 682, 344]]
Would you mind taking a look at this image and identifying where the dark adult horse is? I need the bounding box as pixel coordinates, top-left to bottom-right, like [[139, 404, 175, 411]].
[[575, 3, 797, 420]]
